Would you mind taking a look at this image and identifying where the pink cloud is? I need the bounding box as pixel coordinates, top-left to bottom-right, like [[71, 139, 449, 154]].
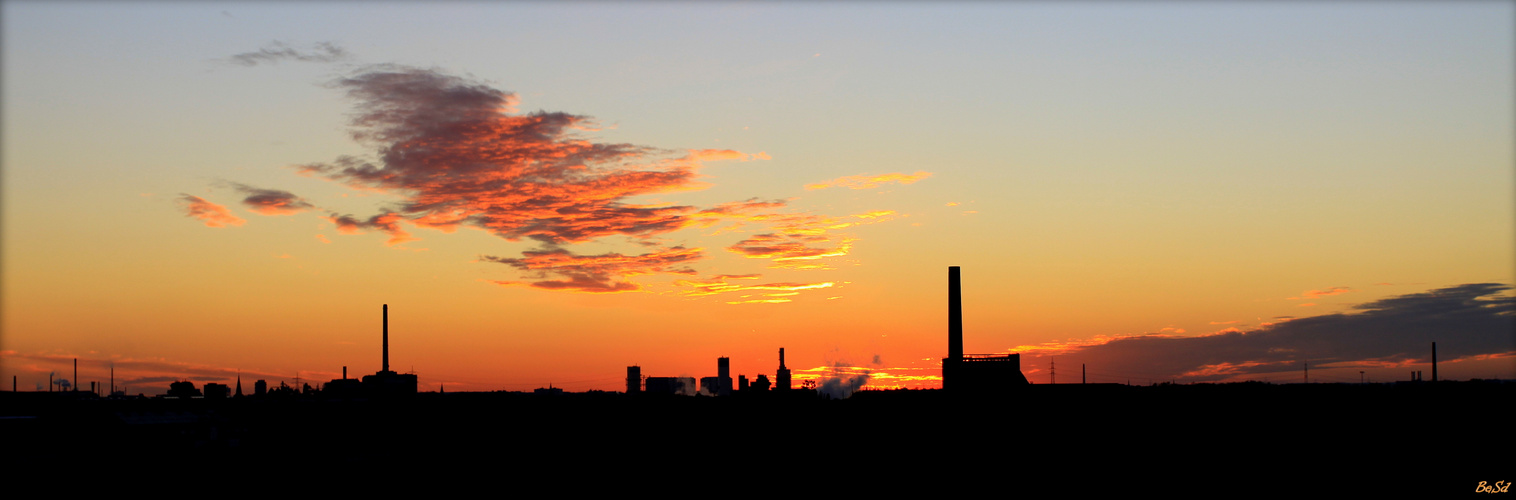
[[178, 195, 246, 228]]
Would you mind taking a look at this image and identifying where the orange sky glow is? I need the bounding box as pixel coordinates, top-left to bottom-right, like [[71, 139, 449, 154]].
[[3, 3, 1512, 396]]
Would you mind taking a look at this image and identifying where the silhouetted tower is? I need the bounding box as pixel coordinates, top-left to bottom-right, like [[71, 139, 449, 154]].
[[626, 365, 642, 395], [948, 267, 964, 360], [718, 357, 732, 396], [776, 348, 791, 391], [1432, 342, 1438, 382], [941, 266, 1029, 391], [362, 304, 418, 396], [73, 358, 78, 393], [383, 304, 390, 373]]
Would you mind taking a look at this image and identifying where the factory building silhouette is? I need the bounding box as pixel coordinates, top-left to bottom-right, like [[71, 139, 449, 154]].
[[323, 304, 417, 398], [942, 266, 1030, 391]]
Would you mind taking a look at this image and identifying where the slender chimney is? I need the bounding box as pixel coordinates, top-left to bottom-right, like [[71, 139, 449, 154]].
[[949, 266, 963, 360], [383, 304, 390, 373], [343, 366, 348, 380], [74, 358, 78, 393], [1431, 342, 1437, 382]]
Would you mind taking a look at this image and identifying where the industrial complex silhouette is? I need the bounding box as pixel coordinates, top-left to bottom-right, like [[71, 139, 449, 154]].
[[1, 267, 1509, 494]]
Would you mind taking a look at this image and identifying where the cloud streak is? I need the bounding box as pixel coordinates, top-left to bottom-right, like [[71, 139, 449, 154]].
[[805, 171, 932, 190]]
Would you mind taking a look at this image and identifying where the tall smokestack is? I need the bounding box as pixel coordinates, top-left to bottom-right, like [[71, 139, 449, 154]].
[[383, 304, 390, 373], [949, 266, 963, 360], [780, 348, 786, 368]]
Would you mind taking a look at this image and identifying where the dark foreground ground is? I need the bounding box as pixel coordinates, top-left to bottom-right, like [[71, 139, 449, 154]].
[[3, 381, 1509, 494]]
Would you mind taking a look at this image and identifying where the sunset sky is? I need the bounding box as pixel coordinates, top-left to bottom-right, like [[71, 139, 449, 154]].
[[3, 2, 1512, 395]]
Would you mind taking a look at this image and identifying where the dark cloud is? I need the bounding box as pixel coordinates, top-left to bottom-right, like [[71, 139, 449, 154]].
[[223, 63, 918, 294], [228, 41, 349, 66], [233, 183, 314, 215], [293, 65, 779, 246], [1021, 284, 1515, 382]]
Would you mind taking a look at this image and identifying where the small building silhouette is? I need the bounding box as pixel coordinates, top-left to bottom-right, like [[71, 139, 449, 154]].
[[626, 365, 641, 395], [776, 348, 791, 391], [167, 381, 201, 399]]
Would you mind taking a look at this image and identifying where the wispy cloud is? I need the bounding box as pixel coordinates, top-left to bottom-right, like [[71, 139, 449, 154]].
[[484, 246, 702, 293], [178, 195, 245, 228], [805, 171, 932, 190], [227, 41, 350, 66], [675, 278, 835, 302], [725, 210, 897, 269]]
